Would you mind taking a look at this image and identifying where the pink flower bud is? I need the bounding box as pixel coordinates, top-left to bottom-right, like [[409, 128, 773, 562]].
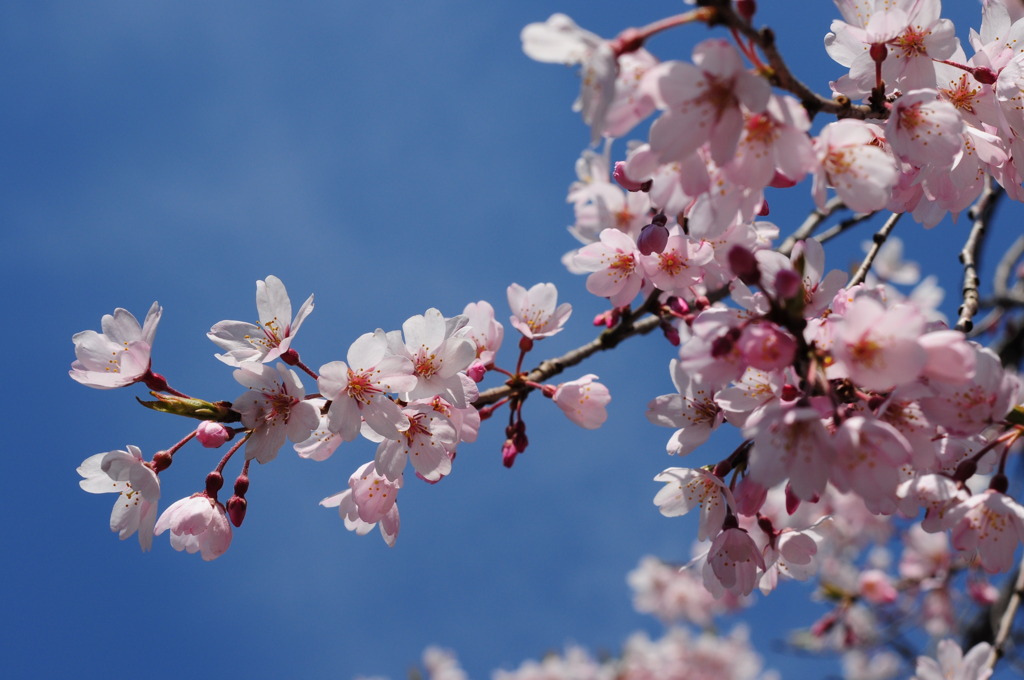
[[737, 323, 797, 371], [197, 420, 232, 448], [613, 161, 646, 191], [968, 580, 999, 605], [774, 269, 802, 300], [637, 222, 669, 255], [728, 245, 760, 286], [466, 360, 487, 383], [501, 440, 519, 468], [227, 495, 247, 527]]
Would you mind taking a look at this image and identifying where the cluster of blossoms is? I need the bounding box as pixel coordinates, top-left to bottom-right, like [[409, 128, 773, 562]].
[[72, 0, 1024, 677], [73, 277, 610, 558]]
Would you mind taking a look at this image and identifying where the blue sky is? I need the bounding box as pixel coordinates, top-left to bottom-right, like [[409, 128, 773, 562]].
[[4, 1, 1020, 679]]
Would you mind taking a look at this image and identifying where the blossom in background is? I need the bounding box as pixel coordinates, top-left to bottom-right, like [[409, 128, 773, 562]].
[[78, 445, 160, 550], [912, 638, 992, 680], [208, 275, 314, 366], [70, 302, 162, 389]]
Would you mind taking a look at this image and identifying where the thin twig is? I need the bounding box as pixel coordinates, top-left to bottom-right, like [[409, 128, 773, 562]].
[[813, 210, 879, 248], [986, 559, 1024, 671], [848, 212, 903, 287], [706, 0, 880, 120], [473, 310, 662, 408], [955, 179, 1003, 332], [778, 197, 845, 257]]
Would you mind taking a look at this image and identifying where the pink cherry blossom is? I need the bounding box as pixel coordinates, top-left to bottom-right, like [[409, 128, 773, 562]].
[[208, 275, 313, 367], [318, 329, 416, 442], [78, 445, 160, 550], [812, 119, 898, 214], [831, 295, 927, 392], [639, 233, 713, 294], [573, 227, 645, 307], [70, 302, 162, 389], [507, 282, 572, 339], [388, 308, 477, 407], [646, 39, 770, 166], [705, 525, 766, 597], [460, 300, 504, 365], [196, 420, 232, 448], [886, 89, 965, 169], [154, 493, 232, 561], [552, 374, 610, 429], [372, 403, 458, 482], [653, 467, 731, 541], [321, 462, 401, 547], [946, 489, 1024, 574], [232, 362, 320, 463], [647, 359, 724, 456], [912, 639, 993, 680]]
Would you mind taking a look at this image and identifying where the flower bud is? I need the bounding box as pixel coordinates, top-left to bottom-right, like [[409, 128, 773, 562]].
[[501, 439, 519, 468], [227, 495, 247, 528], [727, 245, 761, 286], [774, 269, 802, 300], [205, 471, 224, 497], [637, 222, 669, 255], [466, 360, 487, 383], [612, 161, 646, 191], [197, 420, 232, 448]]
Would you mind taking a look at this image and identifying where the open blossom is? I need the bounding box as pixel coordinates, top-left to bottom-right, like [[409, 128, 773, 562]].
[[388, 309, 477, 407], [552, 374, 610, 429], [320, 461, 401, 547], [154, 494, 232, 561], [70, 302, 162, 389], [371, 403, 458, 482], [232, 362, 319, 463], [208, 275, 314, 367], [812, 119, 898, 213], [318, 330, 416, 442], [912, 639, 993, 680], [573, 227, 645, 307], [886, 89, 964, 169], [78, 445, 160, 550], [705, 525, 766, 597], [946, 489, 1024, 574], [830, 295, 927, 392], [646, 39, 771, 166], [647, 359, 724, 457], [460, 300, 504, 365], [507, 282, 572, 339], [653, 467, 731, 541]]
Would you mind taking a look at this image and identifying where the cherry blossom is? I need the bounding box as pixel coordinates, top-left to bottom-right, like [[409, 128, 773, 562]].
[[320, 461, 401, 547], [232, 362, 319, 463], [912, 639, 993, 680], [812, 119, 898, 214], [507, 282, 572, 339], [946, 489, 1024, 574], [705, 524, 766, 597], [653, 467, 731, 541], [208, 275, 313, 367], [388, 308, 476, 407], [70, 302, 162, 389], [552, 374, 611, 429], [318, 330, 416, 442], [78, 445, 160, 550], [154, 494, 232, 561]]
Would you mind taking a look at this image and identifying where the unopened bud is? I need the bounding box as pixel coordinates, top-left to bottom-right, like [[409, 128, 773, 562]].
[[728, 245, 761, 286], [197, 420, 232, 448], [660, 320, 680, 346], [501, 440, 519, 468], [612, 161, 646, 191], [466, 360, 487, 383], [637, 222, 669, 255], [757, 199, 770, 216], [151, 450, 173, 472], [227, 496, 247, 527], [205, 471, 224, 497], [774, 269, 802, 300]]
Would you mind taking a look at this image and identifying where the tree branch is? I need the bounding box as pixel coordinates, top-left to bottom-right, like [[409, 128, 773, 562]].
[[848, 212, 902, 287], [955, 178, 1003, 333], [778, 197, 845, 257]]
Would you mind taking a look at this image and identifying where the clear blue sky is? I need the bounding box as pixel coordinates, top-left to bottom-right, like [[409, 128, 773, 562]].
[[3, 2, 1017, 678]]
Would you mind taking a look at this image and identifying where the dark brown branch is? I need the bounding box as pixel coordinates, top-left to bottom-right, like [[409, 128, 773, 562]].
[[955, 178, 1003, 333], [474, 312, 662, 407], [704, 0, 880, 120], [848, 212, 902, 287]]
